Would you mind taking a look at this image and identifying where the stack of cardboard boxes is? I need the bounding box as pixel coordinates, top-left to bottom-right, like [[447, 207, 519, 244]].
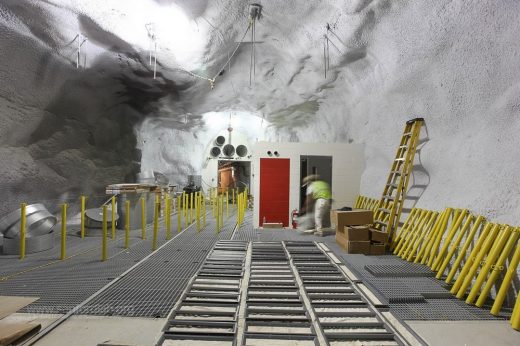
[[331, 209, 388, 255]]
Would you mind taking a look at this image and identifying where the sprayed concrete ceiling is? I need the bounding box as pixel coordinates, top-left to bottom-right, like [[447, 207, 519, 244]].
[[1, 0, 520, 223]]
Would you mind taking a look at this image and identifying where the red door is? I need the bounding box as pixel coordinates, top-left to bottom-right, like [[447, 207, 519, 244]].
[[260, 158, 290, 227]]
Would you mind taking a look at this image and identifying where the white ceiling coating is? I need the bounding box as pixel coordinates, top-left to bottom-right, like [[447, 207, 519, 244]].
[[0, 1, 519, 223]]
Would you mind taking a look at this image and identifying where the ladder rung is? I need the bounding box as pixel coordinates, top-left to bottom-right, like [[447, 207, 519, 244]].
[[378, 208, 391, 214], [375, 221, 387, 227], [390, 171, 402, 175], [382, 195, 395, 200], [399, 145, 408, 149], [395, 158, 406, 162], [386, 183, 398, 188], [403, 132, 413, 136]]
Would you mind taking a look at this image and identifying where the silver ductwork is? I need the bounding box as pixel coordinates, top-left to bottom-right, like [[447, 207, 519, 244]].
[[223, 144, 235, 157], [236, 145, 248, 157]]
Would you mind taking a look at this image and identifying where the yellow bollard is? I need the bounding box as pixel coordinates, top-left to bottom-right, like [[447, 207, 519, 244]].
[[111, 196, 116, 240], [226, 190, 229, 218], [60, 203, 67, 260], [432, 209, 469, 271], [215, 195, 220, 234], [203, 193, 207, 228], [184, 193, 189, 229], [19, 203, 27, 260], [125, 200, 130, 249], [455, 223, 500, 299], [397, 209, 428, 258], [177, 195, 182, 233], [406, 212, 439, 262], [80, 196, 86, 239], [232, 189, 235, 205], [102, 205, 107, 261], [166, 196, 171, 239], [427, 208, 453, 267], [445, 216, 486, 284], [491, 240, 520, 315], [512, 295, 520, 330], [190, 193, 194, 223], [141, 197, 146, 239], [466, 226, 513, 304], [152, 201, 159, 251], [436, 214, 476, 279], [476, 228, 519, 307]]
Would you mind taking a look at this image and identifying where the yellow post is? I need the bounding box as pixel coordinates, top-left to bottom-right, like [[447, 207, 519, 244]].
[[124, 200, 130, 249], [445, 216, 486, 283], [152, 201, 159, 251], [427, 208, 453, 267], [406, 212, 439, 262], [394, 208, 421, 254], [184, 193, 189, 229], [232, 188, 235, 205], [466, 226, 513, 304], [19, 203, 27, 260], [102, 205, 108, 261], [203, 193, 207, 228], [455, 223, 500, 299], [215, 195, 220, 233], [60, 203, 67, 260], [392, 208, 419, 250], [140, 197, 146, 239], [111, 196, 116, 240], [196, 192, 200, 232], [511, 293, 520, 330], [398, 209, 429, 258], [80, 196, 86, 239], [436, 214, 476, 279], [166, 196, 171, 239], [226, 190, 229, 218], [190, 193, 194, 223], [432, 209, 469, 271], [177, 195, 182, 233], [476, 228, 519, 307], [491, 240, 520, 315]]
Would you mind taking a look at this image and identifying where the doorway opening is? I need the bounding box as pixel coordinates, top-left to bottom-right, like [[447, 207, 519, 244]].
[[218, 160, 251, 194], [299, 155, 333, 210]]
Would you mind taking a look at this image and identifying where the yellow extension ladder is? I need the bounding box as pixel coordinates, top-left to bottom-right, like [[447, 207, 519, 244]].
[[373, 118, 424, 243]]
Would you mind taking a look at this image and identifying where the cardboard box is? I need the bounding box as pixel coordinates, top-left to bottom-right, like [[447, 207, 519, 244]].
[[342, 225, 370, 241], [370, 243, 386, 255], [370, 228, 388, 244], [336, 232, 370, 254], [330, 209, 373, 232]]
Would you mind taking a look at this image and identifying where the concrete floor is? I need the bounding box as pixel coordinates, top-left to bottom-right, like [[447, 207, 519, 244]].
[[4, 313, 166, 346], [407, 320, 520, 346]]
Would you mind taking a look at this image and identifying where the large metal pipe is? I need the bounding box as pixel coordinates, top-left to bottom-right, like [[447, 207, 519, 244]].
[[210, 146, 221, 157], [236, 145, 248, 157], [223, 144, 235, 157], [215, 136, 226, 146]]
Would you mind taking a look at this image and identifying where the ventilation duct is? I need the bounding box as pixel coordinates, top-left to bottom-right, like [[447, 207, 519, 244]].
[[210, 147, 221, 157], [215, 136, 226, 146], [223, 144, 235, 157], [236, 145, 248, 157]]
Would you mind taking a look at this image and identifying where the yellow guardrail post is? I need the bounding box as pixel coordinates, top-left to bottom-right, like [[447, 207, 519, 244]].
[[491, 240, 520, 315], [102, 205, 107, 261], [166, 196, 171, 239], [111, 196, 116, 240], [215, 195, 220, 234], [226, 190, 229, 218], [415, 209, 445, 263], [203, 193, 207, 228], [177, 195, 182, 233], [512, 295, 520, 330], [141, 197, 146, 239], [393, 209, 420, 254], [19, 203, 27, 260], [152, 201, 159, 251], [455, 223, 500, 299], [125, 200, 130, 249], [60, 203, 67, 260], [232, 188, 235, 205], [445, 216, 486, 283], [196, 192, 200, 232], [398, 209, 429, 258], [80, 196, 86, 239], [406, 211, 439, 262], [466, 225, 513, 304], [427, 208, 453, 267], [190, 193, 194, 223], [432, 209, 469, 271], [436, 214, 477, 279], [184, 193, 189, 229], [476, 228, 519, 308]]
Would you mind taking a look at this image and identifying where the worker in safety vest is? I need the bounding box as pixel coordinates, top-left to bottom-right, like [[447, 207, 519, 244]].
[[302, 174, 332, 233]]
